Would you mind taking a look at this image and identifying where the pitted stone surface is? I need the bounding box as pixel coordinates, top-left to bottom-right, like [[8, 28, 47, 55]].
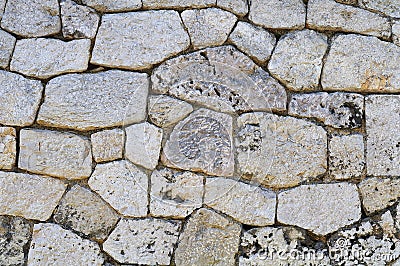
[[289, 92, 364, 128], [0, 29, 15, 68], [0, 172, 66, 221], [0, 71, 43, 127], [91, 129, 125, 163], [359, 0, 400, 18], [205, 177, 276, 226], [237, 112, 327, 188], [0, 0, 5, 20], [19, 129, 92, 180], [217, 0, 248, 16], [82, 0, 141, 12], [143, 0, 215, 8], [88, 160, 148, 217], [175, 208, 241, 266], [277, 183, 361, 235], [28, 223, 104, 265], [91, 10, 190, 70], [37, 71, 148, 131], [162, 108, 234, 176], [152, 46, 287, 114], [54, 185, 119, 240], [10, 38, 90, 79], [103, 218, 181, 265], [0, 127, 16, 170], [181, 8, 237, 49], [150, 168, 203, 218], [394, 21, 400, 46]]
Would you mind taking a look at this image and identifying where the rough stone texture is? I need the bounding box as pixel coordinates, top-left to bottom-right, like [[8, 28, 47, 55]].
[[393, 21, 400, 46], [0, 30, 15, 68], [103, 218, 181, 265], [88, 160, 148, 217], [205, 177, 276, 226], [28, 223, 104, 265], [175, 208, 241, 266], [0, 172, 66, 221], [91, 11, 190, 70], [150, 168, 203, 218], [217, 0, 248, 16], [37, 71, 148, 131], [289, 92, 364, 128], [91, 129, 125, 163], [0, 127, 16, 170], [0, 71, 43, 127], [19, 129, 92, 180], [359, 0, 400, 18], [366, 95, 400, 176], [249, 0, 306, 29], [61, 0, 100, 39], [228, 22, 276, 64], [82, 0, 141, 12], [162, 108, 235, 176], [10, 38, 90, 79], [237, 112, 327, 188], [0, 0, 5, 21], [54, 185, 119, 240], [152, 46, 287, 114], [125, 122, 163, 170], [1, 0, 60, 37], [268, 30, 328, 91], [322, 34, 400, 92], [329, 134, 365, 180], [278, 183, 361, 235], [307, 0, 391, 38], [181, 8, 237, 49], [148, 95, 193, 128], [142, 0, 215, 8]]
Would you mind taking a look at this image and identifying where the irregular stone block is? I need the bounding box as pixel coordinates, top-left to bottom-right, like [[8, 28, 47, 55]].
[[148, 95, 193, 127], [277, 183, 361, 235], [205, 177, 276, 226], [217, 0, 248, 16], [181, 8, 237, 49], [82, 0, 141, 12], [359, 0, 400, 18], [37, 71, 148, 130], [175, 208, 241, 266], [103, 218, 181, 265], [0, 0, 5, 20], [0, 172, 66, 221], [0, 127, 16, 170], [393, 21, 400, 46], [91, 10, 190, 70], [142, 0, 215, 8], [19, 129, 92, 180], [152, 46, 287, 114], [10, 38, 90, 79], [162, 108, 234, 176], [88, 160, 148, 217], [150, 168, 203, 218], [236, 112, 327, 188], [0, 30, 15, 68], [91, 129, 125, 163]]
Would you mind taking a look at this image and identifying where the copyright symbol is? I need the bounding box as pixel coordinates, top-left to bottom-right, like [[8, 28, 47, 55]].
[[335, 237, 349, 248]]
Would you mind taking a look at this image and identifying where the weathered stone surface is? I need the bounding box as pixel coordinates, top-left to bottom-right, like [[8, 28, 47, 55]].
[[91, 129, 125, 163], [88, 160, 148, 217], [359, 0, 400, 18], [181, 8, 237, 49], [278, 183, 361, 235], [19, 129, 92, 180], [0, 71, 43, 127], [148, 95, 193, 127], [249, 0, 306, 29], [217, 0, 248, 16], [205, 177, 276, 226], [150, 168, 203, 218], [268, 30, 328, 91], [61, 0, 100, 39], [143, 0, 215, 8], [37, 71, 148, 130], [228, 22, 276, 64], [1, 0, 60, 37], [366, 95, 400, 176], [54, 185, 119, 240], [91, 11, 190, 70], [175, 208, 241, 266], [289, 92, 364, 128], [162, 108, 234, 176], [329, 134, 365, 180], [307, 0, 391, 38], [0, 0, 5, 21], [82, 0, 141, 12], [10, 38, 90, 79], [28, 223, 104, 265], [103, 218, 181, 265], [322, 35, 400, 92], [0, 30, 15, 68], [125, 122, 163, 170], [394, 21, 400, 46], [0, 216, 32, 266], [152, 46, 287, 113], [0, 127, 16, 170], [237, 112, 327, 188], [0, 172, 66, 221]]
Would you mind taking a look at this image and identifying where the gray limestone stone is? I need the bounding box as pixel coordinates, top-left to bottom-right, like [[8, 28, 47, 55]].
[[359, 0, 400, 18], [0, 127, 16, 170], [0, 30, 15, 68], [82, 0, 141, 12], [217, 0, 248, 16], [91, 129, 125, 163], [393, 21, 400, 46], [0, 0, 5, 21], [143, 0, 215, 8]]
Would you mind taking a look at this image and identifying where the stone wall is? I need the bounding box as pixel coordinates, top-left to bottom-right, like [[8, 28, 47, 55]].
[[0, 0, 400, 265]]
